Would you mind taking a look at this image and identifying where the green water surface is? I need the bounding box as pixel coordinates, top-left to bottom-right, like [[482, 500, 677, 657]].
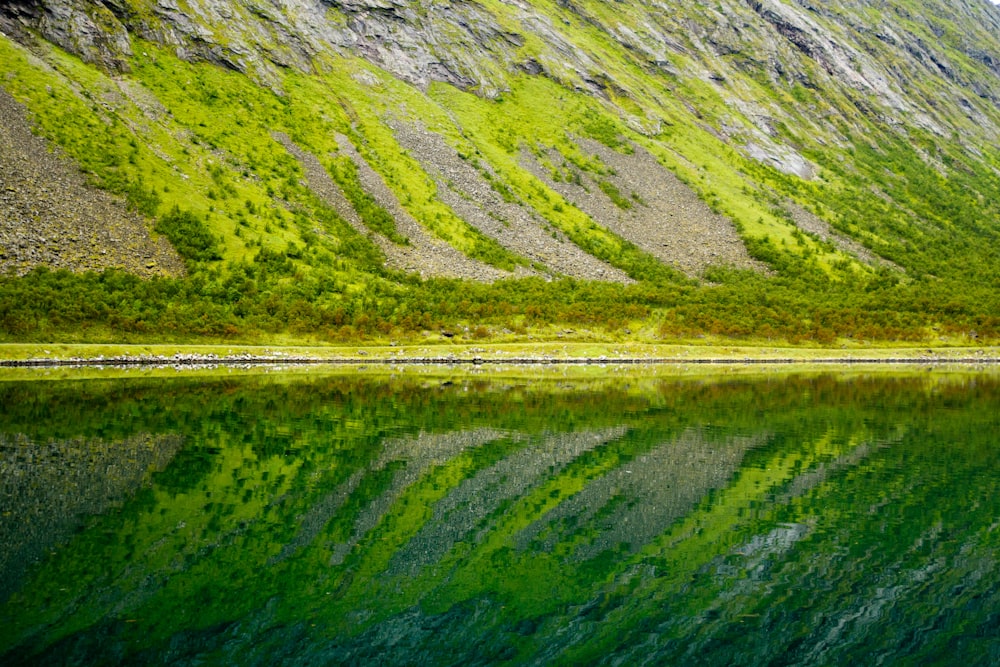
[[1, 369, 998, 665]]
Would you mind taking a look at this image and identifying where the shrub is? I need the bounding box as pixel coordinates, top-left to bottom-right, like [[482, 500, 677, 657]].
[[155, 207, 222, 264]]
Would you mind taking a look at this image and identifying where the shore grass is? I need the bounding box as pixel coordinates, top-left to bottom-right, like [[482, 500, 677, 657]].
[[2, 341, 998, 364], [2, 344, 998, 386]]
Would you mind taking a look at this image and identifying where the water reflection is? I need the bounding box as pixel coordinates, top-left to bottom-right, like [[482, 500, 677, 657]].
[[0, 432, 183, 600], [1, 370, 998, 665]]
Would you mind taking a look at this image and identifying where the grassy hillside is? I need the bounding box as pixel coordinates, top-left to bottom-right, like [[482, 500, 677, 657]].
[[0, 0, 999, 346]]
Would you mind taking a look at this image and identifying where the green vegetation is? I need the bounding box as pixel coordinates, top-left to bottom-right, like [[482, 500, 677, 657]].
[[0, 0, 999, 348], [3, 263, 997, 345], [155, 207, 223, 265], [596, 180, 632, 210], [326, 157, 409, 245]]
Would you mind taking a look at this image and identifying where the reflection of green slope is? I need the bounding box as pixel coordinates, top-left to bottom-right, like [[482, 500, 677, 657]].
[[735, 425, 1000, 666], [2, 374, 659, 655], [0, 432, 183, 600], [551, 428, 878, 664], [0, 439, 302, 647], [543, 422, 1000, 665], [260, 421, 877, 655], [417, 424, 760, 618], [1, 372, 998, 665], [515, 428, 763, 560], [390, 428, 629, 578], [306, 427, 635, 628]]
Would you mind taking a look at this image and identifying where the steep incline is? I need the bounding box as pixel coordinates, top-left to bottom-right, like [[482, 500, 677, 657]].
[[1, 0, 999, 287], [0, 87, 183, 276]]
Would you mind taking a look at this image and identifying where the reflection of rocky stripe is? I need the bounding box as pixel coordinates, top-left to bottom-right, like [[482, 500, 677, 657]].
[[387, 427, 628, 577], [329, 429, 511, 565], [271, 429, 509, 566], [514, 428, 759, 559], [0, 432, 183, 599], [269, 467, 367, 566]]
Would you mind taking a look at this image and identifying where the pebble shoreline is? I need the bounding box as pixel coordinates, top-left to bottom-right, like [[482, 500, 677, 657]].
[[3, 353, 998, 368]]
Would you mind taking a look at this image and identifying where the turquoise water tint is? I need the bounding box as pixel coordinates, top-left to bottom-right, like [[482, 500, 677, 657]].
[[1, 369, 998, 665]]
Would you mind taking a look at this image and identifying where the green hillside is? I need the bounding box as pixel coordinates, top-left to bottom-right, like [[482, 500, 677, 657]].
[[1, 0, 999, 346]]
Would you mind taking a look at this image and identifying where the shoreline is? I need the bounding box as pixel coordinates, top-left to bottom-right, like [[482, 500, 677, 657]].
[[3, 349, 1000, 369]]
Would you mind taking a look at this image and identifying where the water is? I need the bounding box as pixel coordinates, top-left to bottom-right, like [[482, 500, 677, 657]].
[[1, 368, 998, 665]]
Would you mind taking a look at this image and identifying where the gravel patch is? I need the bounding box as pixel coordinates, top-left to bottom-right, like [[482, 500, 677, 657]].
[[390, 120, 632, 283], [0, 87, 185, 277], [277, 129, 522, 282], [523, 137, 768, 277]]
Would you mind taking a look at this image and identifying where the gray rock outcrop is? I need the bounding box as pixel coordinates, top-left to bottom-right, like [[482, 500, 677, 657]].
[[0, 88, 185, 277]]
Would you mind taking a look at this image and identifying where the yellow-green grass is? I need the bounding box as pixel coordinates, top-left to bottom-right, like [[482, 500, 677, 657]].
[[2, 348, 997, 389], [2, 342, 996, 364]]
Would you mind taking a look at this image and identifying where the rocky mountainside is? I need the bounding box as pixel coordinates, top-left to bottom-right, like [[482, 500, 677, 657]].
[[0, 1, 999, 340], [0, 87, 184, 276]]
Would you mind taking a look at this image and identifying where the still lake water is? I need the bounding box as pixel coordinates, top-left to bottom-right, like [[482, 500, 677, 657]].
[[1, 367, 998, 665]]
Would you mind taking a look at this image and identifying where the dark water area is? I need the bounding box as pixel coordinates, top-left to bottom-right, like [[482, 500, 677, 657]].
[[1, 369, 998, 665]]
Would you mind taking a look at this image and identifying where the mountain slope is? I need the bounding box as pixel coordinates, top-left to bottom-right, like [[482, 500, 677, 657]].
[[1, 0, 999, 343]]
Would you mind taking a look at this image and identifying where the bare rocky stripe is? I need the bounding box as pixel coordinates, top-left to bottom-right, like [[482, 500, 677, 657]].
[[390, 120, 632, 283], [0, 88, 184, 277], [523, 138, 768, 277]]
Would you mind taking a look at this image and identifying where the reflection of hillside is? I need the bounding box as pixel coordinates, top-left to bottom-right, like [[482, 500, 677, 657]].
[[389, 427, 627, 577], [275, 429, 516, 566], [280, 427, 630, 570], [515, 428, 763, 560], [0, 433, 182, 599], [2, 373, 998, 666]]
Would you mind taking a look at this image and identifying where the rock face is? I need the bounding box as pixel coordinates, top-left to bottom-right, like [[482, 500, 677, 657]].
[[0, 0, 537, 93], [0, 0, 133, 72], [4, 0, 999, 146]]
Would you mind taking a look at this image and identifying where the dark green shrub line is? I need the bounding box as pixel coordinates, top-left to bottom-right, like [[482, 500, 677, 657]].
[[1, 263, 996, 344], [155, 207, 223, 266]]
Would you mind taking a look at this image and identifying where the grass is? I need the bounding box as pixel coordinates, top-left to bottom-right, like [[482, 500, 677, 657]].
[[2, 342, 997, 365]]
